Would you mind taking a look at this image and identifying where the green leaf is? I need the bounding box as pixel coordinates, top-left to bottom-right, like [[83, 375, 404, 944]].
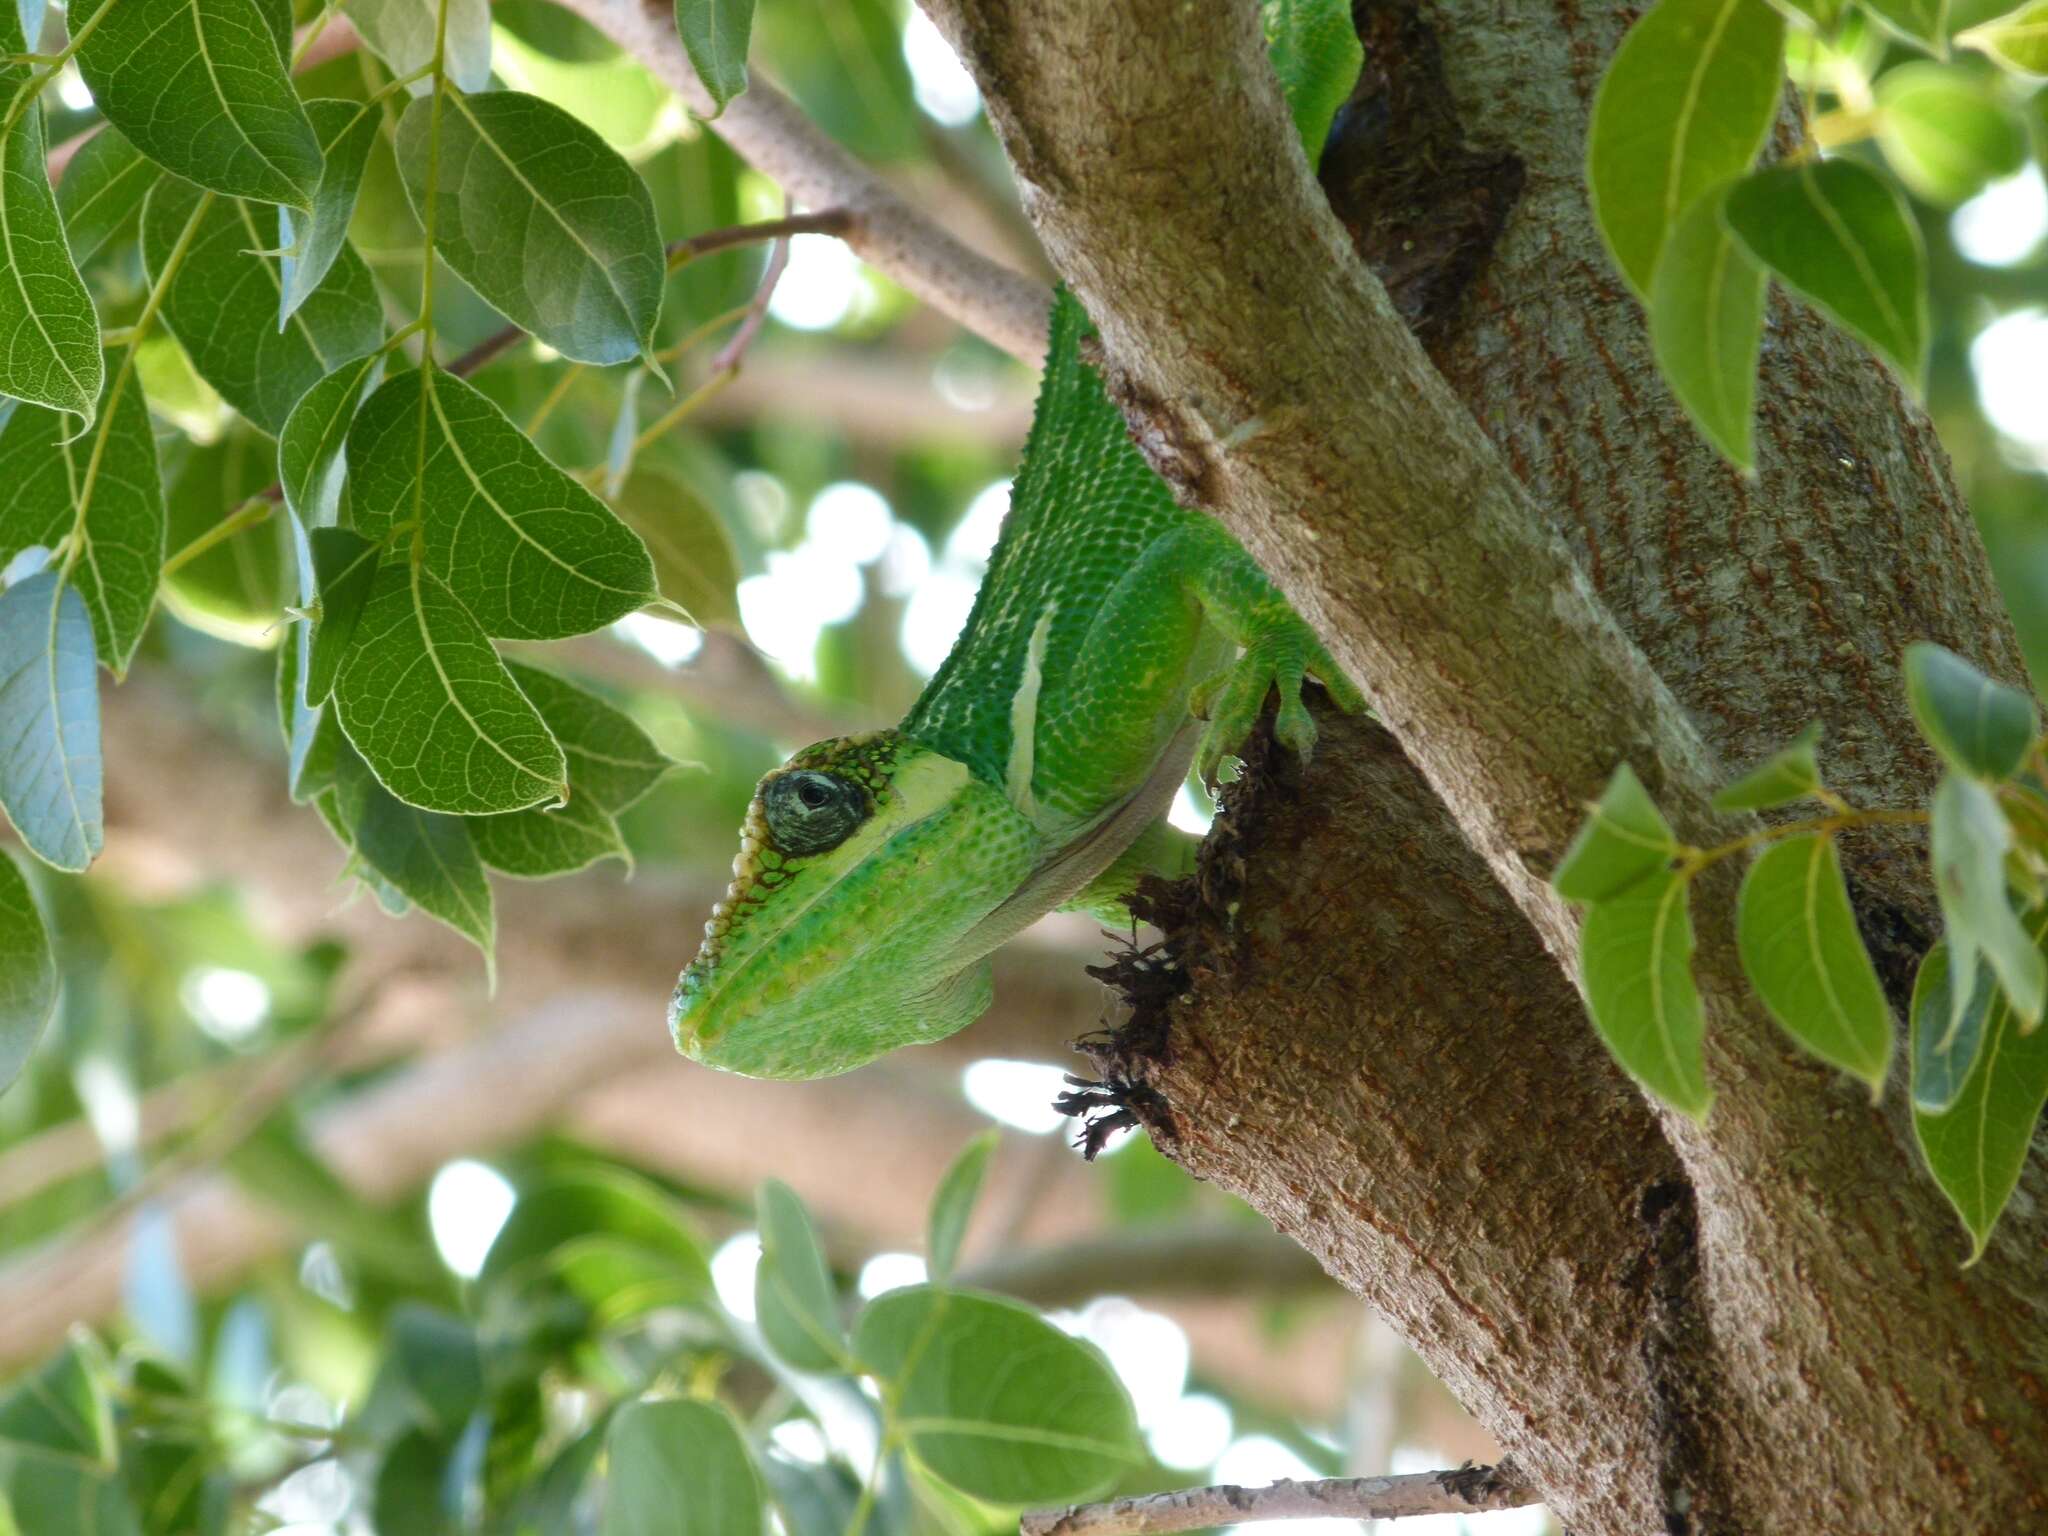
[[224, 1106, 438, 1277], [1736, 833, 1894, 1092], [278, 351, 383, 532], [1911, 920, 2048, 1261], [250, 0, 290, 55], [0, 1334, 113, 1464], [1712, 724, 1825, 812], [466, 664, 666, 878], [926, 1130, 998, 1284], [0, 570, 102, 872], [159, 425, 292, 644], [1860, 0, 1950, 48], [0, 366, 167, 674], [1958, 0, 2048, 74], [75, 0, 324, 210], [373, 1432, 454, 1536], [330, 745, 496, 958], [855, 1286, 1141, 1504], [0, 849, 53, 1096], [1262, 0, 1363, 167], [1553, 763, 1679, 903], [468, 787, 624, 879], [389, 1306, 485, 1437], [0, 39, 102, 426], [611, 467, 743, 632], [1724, 158, 1928, 385], [1875, 64, 2028, 205], [1909, 940, 1992, 1111], [0, 1449, 140, 1536], [1579, 869, 1714, 1119], [755, 1179, 846, 1373], [601, 1400, 763, 1536], [1930, 772, 2045, 1033], [479, 1166, 714, 1319], [344, 0, 493, 93], [1768, 0, 1844, 28], [347, 369, 658, 640], [277, 623, 341, 803], [306, 528, 378, 705], [1904, 641, 2036, 779], [143, 180, 385, 436], [395, 88, 665, 366], [1649, 183, 1768, 471], [674, 0, 757, 114], [501, 663, 670, 813], [331, 557, 568, 815], [1587, 0, 1786, 296], [280, 101, 382, 326], [56, 128, 156, 267]]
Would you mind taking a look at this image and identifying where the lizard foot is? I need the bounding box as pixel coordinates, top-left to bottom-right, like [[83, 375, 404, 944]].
[[1190, 627, 1365, 785]]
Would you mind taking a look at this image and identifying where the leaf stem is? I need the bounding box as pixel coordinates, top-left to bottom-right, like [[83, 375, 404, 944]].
[[628, 367, 736, 461], [58, 191, 211, 589], [1681, 805, 1928, 877], [2, 0, 115, 135], [665, 208, 856, 273], [162, 497, 275, 578]]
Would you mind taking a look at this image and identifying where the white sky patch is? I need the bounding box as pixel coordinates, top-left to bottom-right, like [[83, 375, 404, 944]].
[[298, 1242, 354, 1311], [1169, 783, 1214, 835], [878, 523, 932, 599], [739, 538, 868, 682], [74, 1055, 140, 1159], [857, 1251, 928, 1298], [1972, 309, 2048, 468], [1148, 1392, 1233, 1471], [948, 480, 1012, 565], [735, 470, 794, 545], [901, 568, 980, 677], [1952, 165, 2048, 268], [711, 1230, 763, 1320], [769, 1418, 829, 1464], [961, 1058, 1071, 1134], [181, 967, 272, 1044], [426, 1160, 517, 1280], [808, 481, 895, 565], [900, 478, 1012, 676], [933, 351, 1003, 413], [769, 235, 862, 331], [1, 545, 51, 587], [613, 611, 705, 668], [901, 9, 981, 126], [55, 66, 92, 112], [1051, 1298, 1190, 1427]]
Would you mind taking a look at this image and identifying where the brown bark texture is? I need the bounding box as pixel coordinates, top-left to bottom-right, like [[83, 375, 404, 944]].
[[919, 0, 2048, 1530]]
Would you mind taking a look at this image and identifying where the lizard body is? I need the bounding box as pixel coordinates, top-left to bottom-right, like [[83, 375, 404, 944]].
[[671, 294, 1363, 1079]]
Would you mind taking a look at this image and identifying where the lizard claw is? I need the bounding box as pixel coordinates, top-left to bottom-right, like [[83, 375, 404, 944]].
[[1191, 626, 1362, 786]]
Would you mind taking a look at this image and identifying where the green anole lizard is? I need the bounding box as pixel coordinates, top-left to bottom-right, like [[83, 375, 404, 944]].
[[671, 293, 1364, 1078]]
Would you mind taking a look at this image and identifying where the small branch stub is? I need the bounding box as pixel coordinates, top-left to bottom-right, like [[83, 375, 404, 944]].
[[1019, 1465, 1540, 1536]]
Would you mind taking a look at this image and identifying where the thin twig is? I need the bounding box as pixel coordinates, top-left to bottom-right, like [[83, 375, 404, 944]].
[[1019, 1466, 1540, 1536], [710, 217, 794, 375]]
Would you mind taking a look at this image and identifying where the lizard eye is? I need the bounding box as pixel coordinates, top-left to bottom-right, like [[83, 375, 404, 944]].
[[762, 770, 868, 855]]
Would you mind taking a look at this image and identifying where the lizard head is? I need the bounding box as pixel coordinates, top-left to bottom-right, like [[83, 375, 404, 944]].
[[671, 730, 1040, 1080]]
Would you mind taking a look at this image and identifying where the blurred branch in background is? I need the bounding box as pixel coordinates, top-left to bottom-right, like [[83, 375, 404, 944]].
[[558, 0, 1052, 360]]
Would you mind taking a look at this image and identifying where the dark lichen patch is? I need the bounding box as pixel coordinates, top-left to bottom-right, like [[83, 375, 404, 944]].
[[1318, 0, 1524, 356], [1055, 698, 1314, 1156]]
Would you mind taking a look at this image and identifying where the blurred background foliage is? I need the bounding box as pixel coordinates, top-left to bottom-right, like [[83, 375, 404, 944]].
[[1, 0, 2045, 1533]]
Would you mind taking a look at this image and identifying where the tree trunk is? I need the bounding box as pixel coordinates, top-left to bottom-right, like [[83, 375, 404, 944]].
[[923, 0, 2048, 1529]]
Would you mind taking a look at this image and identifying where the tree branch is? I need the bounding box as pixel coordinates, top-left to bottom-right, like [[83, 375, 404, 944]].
[[1020, 1465, 1538, 1536], [552, 0, 1049, 363]]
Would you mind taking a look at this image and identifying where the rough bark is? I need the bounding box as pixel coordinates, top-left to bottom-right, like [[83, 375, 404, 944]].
[[919, 0, 2048, 1529]]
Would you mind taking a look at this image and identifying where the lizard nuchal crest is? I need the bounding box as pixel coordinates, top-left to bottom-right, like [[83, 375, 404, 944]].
[[672, 294, 1364, 1079]]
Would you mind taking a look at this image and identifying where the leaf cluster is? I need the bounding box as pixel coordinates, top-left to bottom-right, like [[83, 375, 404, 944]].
[[1588, 0, 2048, 470], [1556, 644, 2048, 1258], [0, 1137, 1147, 1536]]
